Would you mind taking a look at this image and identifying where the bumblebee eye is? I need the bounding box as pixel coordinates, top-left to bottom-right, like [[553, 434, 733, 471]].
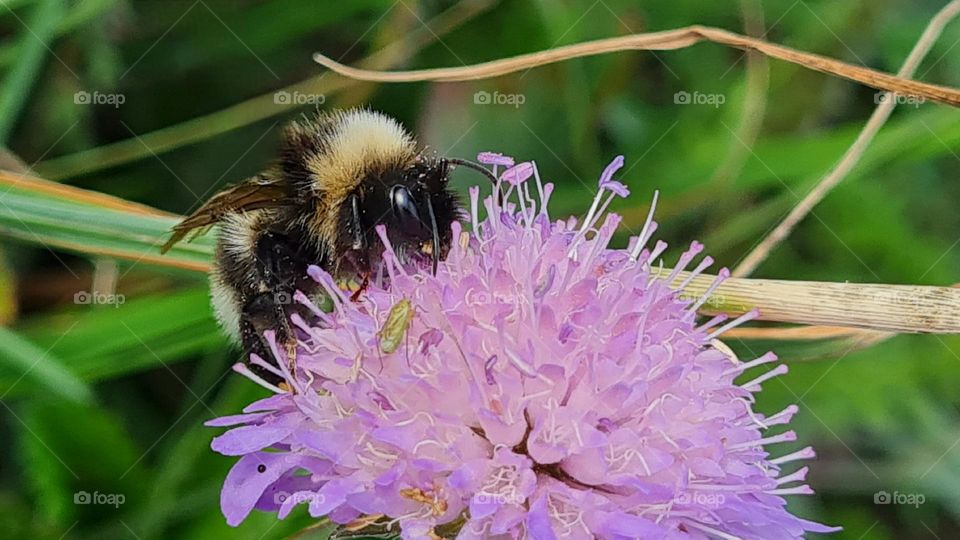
[[390, 185, 422, 234]]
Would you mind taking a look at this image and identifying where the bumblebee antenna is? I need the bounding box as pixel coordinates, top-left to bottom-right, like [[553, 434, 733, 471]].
[[447, 158, 505, 205], [447, 158, 498, 185]]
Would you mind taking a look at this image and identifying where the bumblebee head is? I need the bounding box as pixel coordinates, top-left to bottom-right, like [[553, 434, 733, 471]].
[[346, 155, 460, 274], [280, 108, 496, 276]]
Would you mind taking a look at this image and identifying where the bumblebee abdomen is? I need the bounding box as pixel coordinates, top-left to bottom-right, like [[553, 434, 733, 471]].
[[209, 264, 243, 343], [210, 210, 271, 342], [211, 207, 327, 343]]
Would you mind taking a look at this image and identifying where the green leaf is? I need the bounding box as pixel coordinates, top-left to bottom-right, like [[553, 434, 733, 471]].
[[0, 0, 66, 143], [131, 0, 389, 74], [5, 287, 225, 393], [0, 0, 117, 71], [15, 399, 148, 525], [0, 247, 17, 324], [0, 171, 213, 271], [0, 326, 91, 403], [135, 349, 232, 537]]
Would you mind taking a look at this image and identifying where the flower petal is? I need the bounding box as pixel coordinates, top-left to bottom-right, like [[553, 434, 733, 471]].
[[500, 162, 534, 186], [477, 151, 515, 167], [220, 452, 298, 526], [211, 424, 294, 456]]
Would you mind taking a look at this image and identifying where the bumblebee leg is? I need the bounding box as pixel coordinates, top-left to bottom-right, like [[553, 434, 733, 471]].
[[351, 194, 366, 251], [345, 193, 375, 278], [239, 292, 290, 385], [248, 231, 319, 375], [350, 273, 369, 302], [426, 196, 440, 274], [241, 289, 309, 375]]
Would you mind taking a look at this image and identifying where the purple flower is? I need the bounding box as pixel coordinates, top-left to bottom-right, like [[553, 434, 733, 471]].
[[597, 154, 630, 197], [477, 151, 515, 167], [500, 162, 534, 186], [207, 153, 839, 539]]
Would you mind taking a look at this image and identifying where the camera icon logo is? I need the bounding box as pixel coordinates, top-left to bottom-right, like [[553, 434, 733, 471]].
[[874, 490, 891, 504], [274, 91, 291, 105], [275, 291, 292, 305], [473, 90, 492, 105], [74, 291, 92, 304], [74, 91, 91, 105], [673, 91, 691, 105], [74, 491, 91, 504]]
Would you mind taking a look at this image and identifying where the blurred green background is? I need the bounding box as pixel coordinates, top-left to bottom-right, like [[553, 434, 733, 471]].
[[1, 0, 959, 538]]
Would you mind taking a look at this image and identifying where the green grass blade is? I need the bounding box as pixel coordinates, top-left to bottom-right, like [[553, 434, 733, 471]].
[[0, 171, 213, 271], [0, 0, 65, 144], [0, 325, 91, 403], [6, 288, 224, 393], [0, 0, 117, 70]]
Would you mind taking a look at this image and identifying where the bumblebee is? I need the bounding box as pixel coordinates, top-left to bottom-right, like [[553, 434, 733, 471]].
[[161, 109, 494, 379]]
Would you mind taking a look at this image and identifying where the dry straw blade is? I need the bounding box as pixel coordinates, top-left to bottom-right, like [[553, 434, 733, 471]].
[[313, 25, 960, 107], [722, 325, 894, 362], [673, 271, 960, 334], [2, 170, 958, 335]]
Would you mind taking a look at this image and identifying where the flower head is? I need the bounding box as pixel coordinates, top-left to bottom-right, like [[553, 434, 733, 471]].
[[208, 153, 838, 539]]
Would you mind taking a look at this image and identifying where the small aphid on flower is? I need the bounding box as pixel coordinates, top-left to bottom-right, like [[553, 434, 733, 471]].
[[206, 152, 838, 539], [379, 298, 415, 354]]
